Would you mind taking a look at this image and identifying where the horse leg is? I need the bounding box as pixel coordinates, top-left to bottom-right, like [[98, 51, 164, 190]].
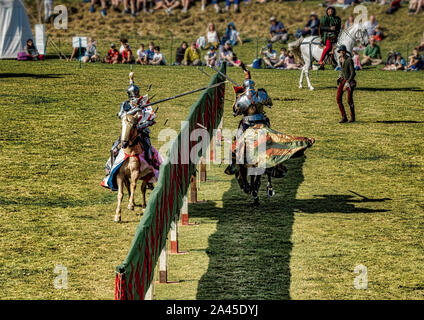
[[266, 170, 275, 197], [115, 171, 124, 222], [238, 165, 250, 194], [140, 180, 147, 214], [299, 66, 304, 89], [305, 68, 314, 91], [251, 174, 261, 206], [128, 160, 140, 210]]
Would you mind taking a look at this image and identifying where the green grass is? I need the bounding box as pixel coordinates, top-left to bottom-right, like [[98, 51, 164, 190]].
[[0, 58, 423, 299]]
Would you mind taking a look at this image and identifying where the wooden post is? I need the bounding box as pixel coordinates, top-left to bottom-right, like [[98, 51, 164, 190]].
[[159, 246, 167, 283], [170, 214, 179, 253], [180, 195, 189, 226], [189, 173, 197, 203], [145, 282, 153, 300], [200, 157, 206, 182]]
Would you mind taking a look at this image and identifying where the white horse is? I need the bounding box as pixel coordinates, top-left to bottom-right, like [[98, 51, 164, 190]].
[[289, 23, 369, 91]]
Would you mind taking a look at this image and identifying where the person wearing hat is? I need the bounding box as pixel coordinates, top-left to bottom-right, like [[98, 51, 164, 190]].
[[318, 6, 341, 69], [269, 16, 288, 44], [336, 45, 356, 123], [261, 43, 279, 68], [302, 12, 320, 37], [205, 45, 217, 67]]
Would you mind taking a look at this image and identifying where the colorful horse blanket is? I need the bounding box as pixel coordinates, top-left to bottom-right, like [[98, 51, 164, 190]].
[[101, 146, 163, 191], [234, 123, 314, 168]]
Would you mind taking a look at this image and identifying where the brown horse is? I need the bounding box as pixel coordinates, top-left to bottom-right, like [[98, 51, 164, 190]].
[[114, 113, 153, 222]]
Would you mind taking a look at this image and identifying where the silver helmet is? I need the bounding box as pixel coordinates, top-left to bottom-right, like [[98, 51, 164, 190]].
[[243, 79, 255, 89], [127, 84, 140, 100]]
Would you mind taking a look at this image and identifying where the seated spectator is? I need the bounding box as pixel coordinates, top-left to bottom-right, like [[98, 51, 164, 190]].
[[146, 42, 155, 64], [220, 41, 241, 67], [385, 52, 407, 71], [122, 43, 135, 64], [68, 41, 87, 62], [103, 44, 120, 64], [157, 0, 181, 14], [386, 0, 401, 14], [409, 0, 423, 15], [136, 0, 148, 13], [269, 16, 288, 44], [89, 0, 107, 17], [221, 22, 242, 46], [205, 45, 217, 67], [150, 0, 165, 13], [361, 38, 382, 66], [284, 51, 301, 70], [25, 39, 44, 61], [273, 47, 288, 68], [183, 41, 202, 66], [81, 38, 99, 63], [206, 23, 220, 48], [175, 41, 188, 65], [225, 0, 240, 13], [261, 43, 279, 68], [119, 39, 131, 55], [364, 15, 378, 38], [150, 46, 166, 65], [123, 0, 137, 17], [344, 14, 354, 30], [136, 43, 148, 64], [353, 50, 361, 70], [373, 26, 385, 42], [302, 12, 320, 37], [407, 48, 423, 71]]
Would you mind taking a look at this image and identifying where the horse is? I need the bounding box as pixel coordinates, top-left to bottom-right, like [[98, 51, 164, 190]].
[[230, 86, 314, 206], [114, 113, 153, 222], [289, 23, 369, 91]]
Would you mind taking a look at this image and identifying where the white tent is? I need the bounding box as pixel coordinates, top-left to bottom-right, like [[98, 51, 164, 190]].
[[0, 0, 33, 59]]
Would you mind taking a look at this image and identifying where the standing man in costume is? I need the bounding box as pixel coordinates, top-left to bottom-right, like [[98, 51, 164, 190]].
[[318, 6, 341, 70], [336, 45, 356, 123]]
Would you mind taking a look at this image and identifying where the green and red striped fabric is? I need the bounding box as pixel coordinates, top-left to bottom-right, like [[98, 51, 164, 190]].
[[115, 63, 226, 300]]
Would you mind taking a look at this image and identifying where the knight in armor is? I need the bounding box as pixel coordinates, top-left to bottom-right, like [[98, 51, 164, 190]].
[[224, 64, 272, 175], [318, 6, 341, 70]]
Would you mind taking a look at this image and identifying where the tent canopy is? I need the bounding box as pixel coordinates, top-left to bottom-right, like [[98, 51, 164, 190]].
[[0, 0, 33, 59]]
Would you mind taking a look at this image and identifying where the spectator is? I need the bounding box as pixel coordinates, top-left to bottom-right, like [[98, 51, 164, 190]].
[[122, 44, 135, 64], [90, 0, 107, 17], [183, 41, 202, 66], [136, 44, 148, 64], [344, 14, 354, 29], [111, 0, 121, 12], [373, 26, 384, 42], [175, 41, 188, 65], [150, 0, 165, 13], [146, 42, 155, 63], [119, 39, 131, 54], [68, 41, 87, 62], [408, 0, 423, 14], [221, 22, 242, 46], [150, 46, 166, 65], [302, 12, 320, 37], [206, 23, 220, 48], [123, 0, 137, 16], [407, 48, 423, 71], [353, 50, 361, 70], [273, 47, 288, 68], [284, 51, 301, 70], [201, 0, 220, 13], [261, 43, 279, 68], [383, 52, 406, 71], [103, 44, 120, 64], [205, 45, 217, 67], [155, 0, 181, 14], [81, 38, 99, 63], [136, 0, 148, 13], [361, 38, 382, 66], [386, 0, 401, 14], [25, 39, 44, 61], [225, 0, 240, 13], [269, 17, 288, 44], [364, 15, 378, 38], [220, 41, 241, 67]]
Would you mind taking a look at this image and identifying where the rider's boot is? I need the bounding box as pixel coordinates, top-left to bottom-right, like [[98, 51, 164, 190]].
[[349, 104, 356, 122]]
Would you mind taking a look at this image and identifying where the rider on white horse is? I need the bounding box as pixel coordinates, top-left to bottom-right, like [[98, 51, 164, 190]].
[[318, 6, 342, 70]]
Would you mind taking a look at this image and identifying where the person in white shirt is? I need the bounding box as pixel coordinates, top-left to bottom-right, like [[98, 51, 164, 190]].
[[206, 23, 220, 48], [363, 15, 378, 37], [261, 43, 279, 68], [119, 38, 131, 54], [136, 43, 148, 65], [150, 46, 166, 65], [274, 47, 288, 68]]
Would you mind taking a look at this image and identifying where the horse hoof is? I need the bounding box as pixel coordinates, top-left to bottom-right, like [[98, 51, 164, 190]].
[[267, 188, 275, 197], [309, 87, 314, 91], [114, 215, 121, 223], [299, 85, 303, 89], [128, 205, 134, 210]]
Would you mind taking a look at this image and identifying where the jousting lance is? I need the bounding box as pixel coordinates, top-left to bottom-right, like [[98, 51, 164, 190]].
[[209, 65, 240, 86], [127, 80, 228, 115]]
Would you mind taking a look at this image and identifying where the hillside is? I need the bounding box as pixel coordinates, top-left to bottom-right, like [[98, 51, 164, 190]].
[[26, 0, 423, 48]]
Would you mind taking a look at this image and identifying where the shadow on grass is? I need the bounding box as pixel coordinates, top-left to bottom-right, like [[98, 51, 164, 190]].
[[375, 120, 424, 124], [0, 194, 115, 208], [318, 86, 423, 92], [0, 73, 69, 79], [192, 157, 390, 300]]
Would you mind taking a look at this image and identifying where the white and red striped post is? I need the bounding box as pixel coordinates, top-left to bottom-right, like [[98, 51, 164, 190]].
[[180, 195, 189, 226], [159, 246, 167, 283], [170, 213, 179, 253]]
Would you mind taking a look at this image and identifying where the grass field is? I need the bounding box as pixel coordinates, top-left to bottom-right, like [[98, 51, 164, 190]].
[[0, 57, 423, 299]]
